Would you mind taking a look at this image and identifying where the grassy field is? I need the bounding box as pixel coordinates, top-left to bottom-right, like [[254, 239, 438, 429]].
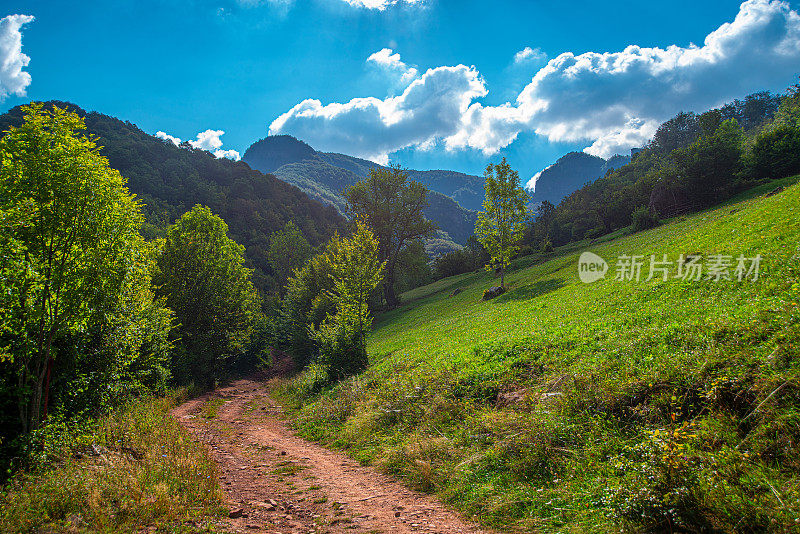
[[279, 177, 800, 532], [0, 395, 224, 533]]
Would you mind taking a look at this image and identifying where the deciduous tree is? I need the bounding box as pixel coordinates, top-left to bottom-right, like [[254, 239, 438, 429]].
[[0, 104, 146, 431], [154, 205, 260, 387], [475, 158, 529, 290], [345, 165, 435, 307]]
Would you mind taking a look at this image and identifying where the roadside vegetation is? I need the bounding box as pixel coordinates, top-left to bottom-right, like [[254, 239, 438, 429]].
[[0, 393, 223, 533], [278, 177, 800, 532]]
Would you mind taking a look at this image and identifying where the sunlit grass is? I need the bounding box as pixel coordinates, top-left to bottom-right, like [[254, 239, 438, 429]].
[[0, 395, 224, 533], [278, 178, 800, 532]]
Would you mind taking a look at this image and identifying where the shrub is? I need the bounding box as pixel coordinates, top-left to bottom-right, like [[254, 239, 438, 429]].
[[631, 205, 660, 232]]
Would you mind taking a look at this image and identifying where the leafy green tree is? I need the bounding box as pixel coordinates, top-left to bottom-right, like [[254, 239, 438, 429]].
[[672, 119, 745, 207], [312, 221, 384, 378], [0, 104, 148, 432], [345, 165, 436, 307], [154, 205, 260, 387], [268, 221, 313, 292], [475, 158, 529, 289]]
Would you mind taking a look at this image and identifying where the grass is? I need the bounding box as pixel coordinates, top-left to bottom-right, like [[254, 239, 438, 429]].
[[0, 394, 224, 533], [277, 178, 800, 532], [201, 398, 225, 419]]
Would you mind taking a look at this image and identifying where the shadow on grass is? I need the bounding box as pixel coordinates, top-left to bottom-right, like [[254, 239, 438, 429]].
[[493, 278, 566, 303]]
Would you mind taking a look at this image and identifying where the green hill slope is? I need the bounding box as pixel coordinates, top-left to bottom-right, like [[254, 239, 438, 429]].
[[281, 177, 800, 532]]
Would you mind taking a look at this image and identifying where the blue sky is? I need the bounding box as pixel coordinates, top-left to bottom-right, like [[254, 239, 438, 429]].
[[2, 0, 800, 187]]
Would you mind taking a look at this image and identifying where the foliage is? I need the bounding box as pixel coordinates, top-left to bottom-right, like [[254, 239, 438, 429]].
[[0, 394, 222, 532], [671, 118, 745, 208], [394, 240, 433, 293], [279, 178, 800, 532], [312, 221, 385, 378], [630, 205, 660, 232], [267, 221, 313, 293], [278, 248, 337, 366], [521, 90, 790, 249], [0, 102, 347, 299], [154, 205, 261, 387], [475, 158, 529, 289], [345, 165, 436, 306], [0, 104, 164, 435], [432, 236, 488, 279]]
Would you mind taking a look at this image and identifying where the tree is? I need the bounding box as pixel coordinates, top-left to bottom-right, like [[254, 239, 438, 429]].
[[475, 158, 529, 289], [672, 119, 745, 208], [345, 165, 436, 307], [268, 221, 313, 293], [0, 104, 147, 431], [154, 205, 260, 387], [312, 220, 384, 378]]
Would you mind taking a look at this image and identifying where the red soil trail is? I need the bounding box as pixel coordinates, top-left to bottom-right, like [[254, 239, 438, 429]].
[[172, 370, 494, 534]]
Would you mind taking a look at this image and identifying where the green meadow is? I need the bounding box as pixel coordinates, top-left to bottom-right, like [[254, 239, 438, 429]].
[[280, 176, 800, 532]]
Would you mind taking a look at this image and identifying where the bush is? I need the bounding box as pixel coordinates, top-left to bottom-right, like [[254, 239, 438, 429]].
[[314, 316, 369, 379], [631, 205, 660, 232]]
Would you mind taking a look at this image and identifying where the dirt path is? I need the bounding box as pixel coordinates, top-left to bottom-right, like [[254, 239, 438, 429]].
[[172, 376, 493, 534]]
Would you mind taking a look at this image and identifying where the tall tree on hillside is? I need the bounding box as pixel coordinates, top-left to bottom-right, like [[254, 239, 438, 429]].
[[268, 221, 313, 293], [154, 205, 261, 387], [345, 165, 436, 307], [0, 104, 147, 431], [475, 158, 529, 290]]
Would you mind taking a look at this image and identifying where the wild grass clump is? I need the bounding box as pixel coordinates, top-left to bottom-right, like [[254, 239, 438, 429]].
[[0, 394, 222, 533], [278, 181, 800, 532]]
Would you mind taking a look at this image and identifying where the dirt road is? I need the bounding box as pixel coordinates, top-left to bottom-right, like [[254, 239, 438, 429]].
[[172, 377, 492, 534]]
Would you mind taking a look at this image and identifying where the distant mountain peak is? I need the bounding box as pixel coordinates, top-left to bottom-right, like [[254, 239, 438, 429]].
[[242, 135, 318, 173], [529, 151, 631, 205]]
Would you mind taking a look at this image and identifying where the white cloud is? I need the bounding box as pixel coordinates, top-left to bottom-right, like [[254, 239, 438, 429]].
[[340, 0, 423, 9], [156, 131, 182, 146], [367, 48, 418, 85], [269, 64, 486, 163], [0, 14, 34, 102], [270, 0, 800, 162], [155, 129, 240, 160], [513, 46, 546, 64], [526, 164, 553, 191], [213, 148, 242, 160], [189, 129, 225, 151]]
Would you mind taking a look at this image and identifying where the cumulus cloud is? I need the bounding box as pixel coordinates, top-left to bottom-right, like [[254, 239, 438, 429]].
[[513, 46, 546, 64], [269, 64, 486, 163], [155, 129, 240, 160], [0, 14, 34, 102], [340, 0, 423, 9], [367, 48, 418, 85], [270, 0, 800, 164], [156, 131, 182, 146]]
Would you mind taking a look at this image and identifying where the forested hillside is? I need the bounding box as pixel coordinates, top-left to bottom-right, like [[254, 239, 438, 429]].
[[0, 102, 347, 296]]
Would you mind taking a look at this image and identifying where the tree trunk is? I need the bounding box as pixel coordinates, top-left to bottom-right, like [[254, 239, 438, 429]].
[[41, 354, 54, 423], [501, 263, 505, 289]]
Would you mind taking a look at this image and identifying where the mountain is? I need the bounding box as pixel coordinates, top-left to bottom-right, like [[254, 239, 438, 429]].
[[0, 102, 347, 295], [529, 151, 631, 205], [243, 135, 480, 245]]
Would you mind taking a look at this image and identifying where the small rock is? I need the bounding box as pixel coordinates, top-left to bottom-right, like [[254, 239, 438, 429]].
[[482, 286, 505, 301], [229, 507, 246, 518]]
